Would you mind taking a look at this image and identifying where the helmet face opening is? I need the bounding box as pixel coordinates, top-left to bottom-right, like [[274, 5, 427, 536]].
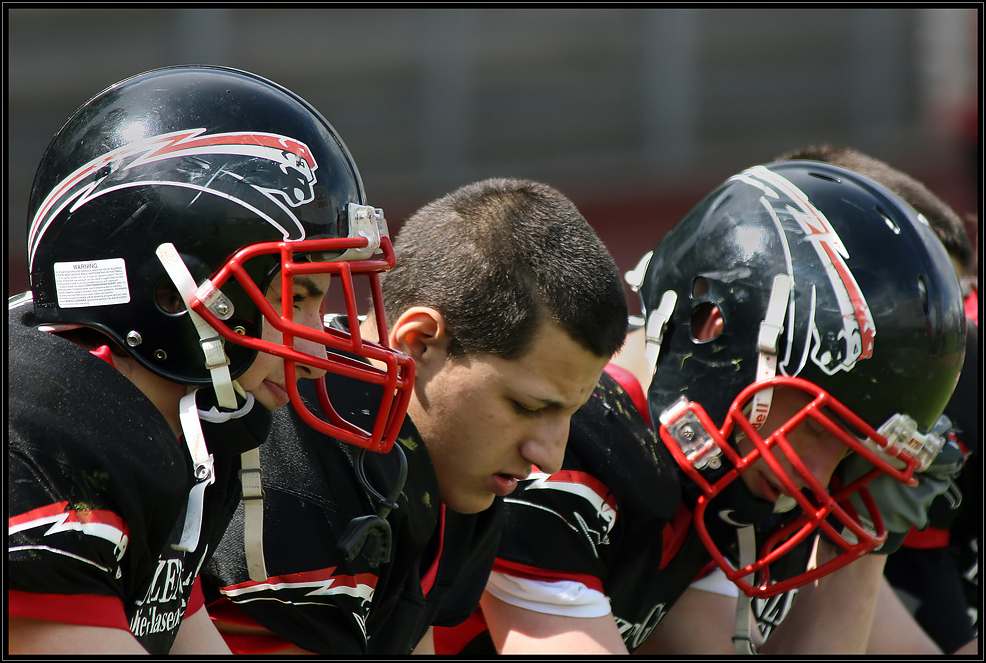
[[659, 376, 939, 597], [193, 234, 415, 452], [26, 65, 414, 452]]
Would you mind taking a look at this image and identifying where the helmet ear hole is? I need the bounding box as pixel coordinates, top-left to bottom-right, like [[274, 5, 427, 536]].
[[155, 279, 186, 315], [691, 302, 724, 342]]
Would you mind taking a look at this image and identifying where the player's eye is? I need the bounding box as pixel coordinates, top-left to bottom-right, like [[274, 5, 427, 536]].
[[512, 400, 543, 417]]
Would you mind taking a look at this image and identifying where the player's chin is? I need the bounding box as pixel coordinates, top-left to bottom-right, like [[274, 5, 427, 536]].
[[445, 487, 498, 515], [738, 468, 775, 502]]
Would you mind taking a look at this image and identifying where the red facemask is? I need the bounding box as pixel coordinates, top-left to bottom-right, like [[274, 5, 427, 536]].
[[192, 234, 414, 453], [659, 375, 939, 597]]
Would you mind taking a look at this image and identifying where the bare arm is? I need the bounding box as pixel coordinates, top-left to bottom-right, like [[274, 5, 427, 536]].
[[412, 626, 435, 655], [866, 575, 941, 654], [633, 586, 738, 654], [760, 541, 886, 654], [169, 606, 232, 654], [211, 612, 316, 654], [480, 590, 629, 654], [8, 617, 148, 655], [637, 561, 945, 656]]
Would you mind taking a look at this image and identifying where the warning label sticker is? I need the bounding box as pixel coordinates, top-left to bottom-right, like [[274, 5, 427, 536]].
[[54, 258, 131, 308]]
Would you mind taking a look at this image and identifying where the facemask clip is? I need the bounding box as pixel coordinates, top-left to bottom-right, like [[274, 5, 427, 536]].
[[336, 203, 387, 261], [872, 413, 948, 472], [660, 396, 723, 471]]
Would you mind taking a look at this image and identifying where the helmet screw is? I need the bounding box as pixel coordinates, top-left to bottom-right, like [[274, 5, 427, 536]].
[[154, 349, 168, 361], [195, 465, 211, 481], [233, 326, 247, 335], [126, 331, 143, 347], [216, 303, 230, 316], [680, 425, 696, 441]]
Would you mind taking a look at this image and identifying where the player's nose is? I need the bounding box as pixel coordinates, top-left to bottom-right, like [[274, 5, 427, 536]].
[[521, 415, 570, 475], [293, 307, 329, 379], [797, 435, 847, 490]]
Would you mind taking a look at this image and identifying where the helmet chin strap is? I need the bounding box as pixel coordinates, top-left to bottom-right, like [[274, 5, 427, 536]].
[[749, 273, 792, 431], [172, 390, 216, 552], [157, 243, 268, 575], [732, 525, 762, 655], [624, 250, 652, 293], [155, 243, 237, 409], [625, 250, 676, 383], [731, 274, 791, 654], [240, 445, 268, 581], [647, 269, 793, 653], [643, 290, 678, 379]]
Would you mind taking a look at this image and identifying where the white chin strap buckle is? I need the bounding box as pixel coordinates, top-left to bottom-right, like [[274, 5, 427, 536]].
[[173, 391, 216, 552], [240, 447, 268, 581]]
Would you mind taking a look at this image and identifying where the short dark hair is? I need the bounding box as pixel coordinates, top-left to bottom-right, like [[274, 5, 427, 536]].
[[380, 177, 628, 359], [775, 145, 974, 270]]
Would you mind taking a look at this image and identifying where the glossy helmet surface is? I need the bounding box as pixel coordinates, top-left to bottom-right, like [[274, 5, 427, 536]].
[[639, 161, 966, 596], [26, 65, 413, 452]]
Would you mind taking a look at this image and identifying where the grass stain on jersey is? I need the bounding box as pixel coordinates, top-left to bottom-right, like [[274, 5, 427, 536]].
[[82, 469, 112, 493]]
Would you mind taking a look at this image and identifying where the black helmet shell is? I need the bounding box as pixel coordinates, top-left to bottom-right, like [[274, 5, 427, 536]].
[[642, 160, 966, 435], [27, 65, 366, 384]]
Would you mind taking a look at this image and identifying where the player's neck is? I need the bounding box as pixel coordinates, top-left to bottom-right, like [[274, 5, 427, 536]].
[[58, 329, 187, 438], [608, 327, 650, 391], [109, 352, 188, 439]]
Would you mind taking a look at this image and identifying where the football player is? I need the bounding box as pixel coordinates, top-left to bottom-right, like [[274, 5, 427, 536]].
[[772, 146, 979, 656], [200, 177, 630, 654], [434, 160, 967, 654], [8, 66, 412, 654]]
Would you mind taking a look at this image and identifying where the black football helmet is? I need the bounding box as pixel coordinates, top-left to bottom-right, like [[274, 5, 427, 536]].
[[637, 161, 966, 596], [26, 65, 413, 452]]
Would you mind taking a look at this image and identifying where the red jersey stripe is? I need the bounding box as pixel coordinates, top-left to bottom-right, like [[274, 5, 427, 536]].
[[8, 589, 130, 630], [491, 557, 606, 594]]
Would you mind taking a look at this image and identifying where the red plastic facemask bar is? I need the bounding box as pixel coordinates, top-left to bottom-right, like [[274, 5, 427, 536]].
[[659, 375, 926, 598], [190, 236, 415, 452]]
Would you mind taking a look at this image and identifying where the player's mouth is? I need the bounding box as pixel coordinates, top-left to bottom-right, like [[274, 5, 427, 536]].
[[757, 472, 785, 503], [260, 379, 291, 410], [491, 473, 523, 497]]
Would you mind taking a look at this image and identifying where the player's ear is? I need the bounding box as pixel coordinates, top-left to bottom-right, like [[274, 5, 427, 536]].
[[390, 307, 453, 369]]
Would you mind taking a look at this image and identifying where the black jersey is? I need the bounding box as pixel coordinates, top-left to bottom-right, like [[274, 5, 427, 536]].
[[884, 321, 980, 653], [435, 368, 809, 654], [201, 371, 504, 655], [447, 371, 682, 653], [7, 296, 242, 654]]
